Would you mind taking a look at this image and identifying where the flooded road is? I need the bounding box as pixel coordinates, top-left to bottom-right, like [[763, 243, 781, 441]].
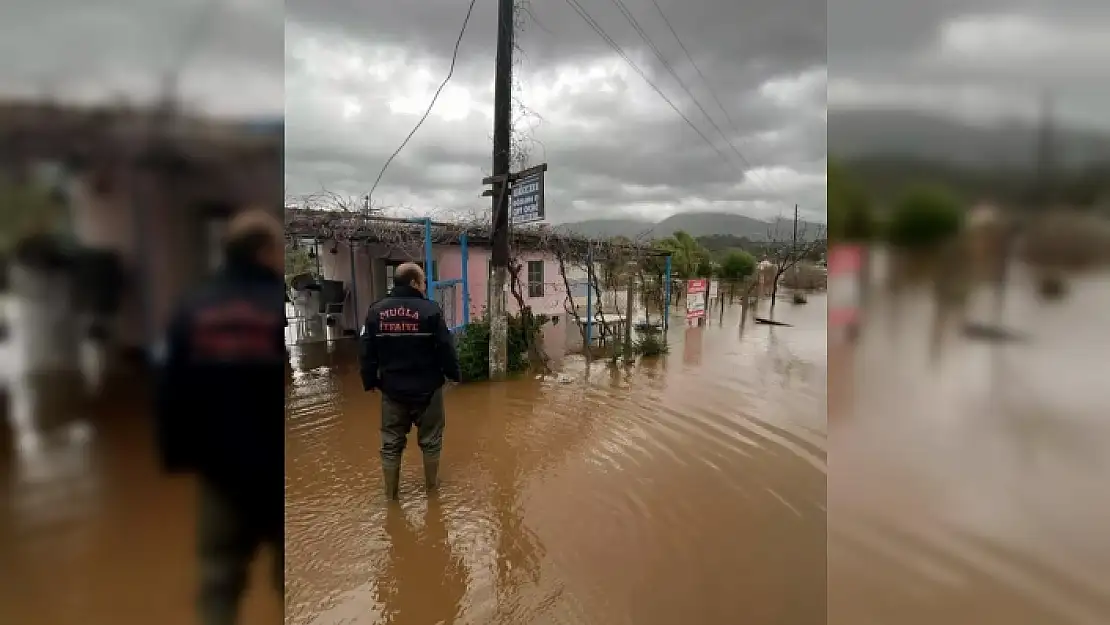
[[0, 369, 281, 624], [830, 269, 1110, 624], [285, 297, 827, 624]]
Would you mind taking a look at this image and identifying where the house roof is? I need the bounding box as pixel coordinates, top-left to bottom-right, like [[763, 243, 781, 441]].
[[0, 100, 281, 208], [284, 208, 671, 258]]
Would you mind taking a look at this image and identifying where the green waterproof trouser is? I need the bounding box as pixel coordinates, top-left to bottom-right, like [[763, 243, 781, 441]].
[[380, 388, 446, 468], [197, 480, 283, 625]]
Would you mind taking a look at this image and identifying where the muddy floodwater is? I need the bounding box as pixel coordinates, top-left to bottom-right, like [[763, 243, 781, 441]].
[[286, 298, 828, 624], [0, 369, 280, 624], [830, 270, 1110, 625]]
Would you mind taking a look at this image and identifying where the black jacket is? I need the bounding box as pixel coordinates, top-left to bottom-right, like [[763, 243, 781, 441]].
[[154, 260, 286, 523], [360, 284, 461, 403]]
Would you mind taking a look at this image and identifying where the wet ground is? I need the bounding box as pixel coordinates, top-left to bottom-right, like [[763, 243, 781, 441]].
[[830, 269, 1110, 624], [285, 297, 828, 624], [0, 345, 281, 624]]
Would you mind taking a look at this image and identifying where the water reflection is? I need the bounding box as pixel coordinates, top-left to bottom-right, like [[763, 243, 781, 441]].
[[377, 498, 467, 624], [286, 297, 828, 624], [682, 325, 703, 365]]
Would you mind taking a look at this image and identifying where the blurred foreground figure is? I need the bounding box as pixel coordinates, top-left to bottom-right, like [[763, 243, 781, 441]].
[[154, 208, 285, 624], [359, 262, 460, 500]]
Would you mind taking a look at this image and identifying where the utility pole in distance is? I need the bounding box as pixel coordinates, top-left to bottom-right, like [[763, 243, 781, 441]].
[[487, 0, 514, 379]]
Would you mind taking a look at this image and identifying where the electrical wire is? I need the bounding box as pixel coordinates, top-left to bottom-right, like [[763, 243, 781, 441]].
[[607, 0, 774, 193], [648, 0, 786, 195], [367, 0, 479, 206], [648, 0, 740, 145], [561, 0, 740, 171]]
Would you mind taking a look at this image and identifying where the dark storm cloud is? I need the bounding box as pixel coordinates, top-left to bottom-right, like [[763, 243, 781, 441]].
[[829, 0, 1110, 127], [0, 0, 283, 116], [288, 0, 823, 75], [286, 0, 826, 222]]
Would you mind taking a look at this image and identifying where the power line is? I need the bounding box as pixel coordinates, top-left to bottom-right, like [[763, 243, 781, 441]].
[[607, 0, 769, 192], [648, 0, 740, 146], [649, 0, 782, 191], [560, 0, 741, 172], [367, 0, 479, 206]]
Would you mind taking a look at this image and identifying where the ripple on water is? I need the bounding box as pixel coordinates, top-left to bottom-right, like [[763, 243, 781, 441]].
[[831, 277, 1110, 625], [286, 303, 828, 625]]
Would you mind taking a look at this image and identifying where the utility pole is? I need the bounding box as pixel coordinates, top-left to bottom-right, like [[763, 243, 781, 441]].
[[488, 0, 514, 378]]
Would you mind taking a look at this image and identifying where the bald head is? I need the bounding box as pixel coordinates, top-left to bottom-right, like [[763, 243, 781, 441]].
[[224, 207, 283, 273], [394, 262, 427, 295]]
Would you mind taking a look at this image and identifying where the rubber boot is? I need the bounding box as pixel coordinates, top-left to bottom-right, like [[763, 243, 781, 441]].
[[423, 457, 440, 491], [382, 465, 401, 501]]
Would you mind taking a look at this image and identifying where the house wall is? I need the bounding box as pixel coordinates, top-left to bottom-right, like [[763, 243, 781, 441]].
[[317, 241, 381, 332], [70, 174, 209, 352], [299, 238, 640, 338], [69, 176, 140, 347], [438, 246, 574, 321], [435, 245, 629, 324], [70, 173, 281, 355], [316, 240, 453, 331]]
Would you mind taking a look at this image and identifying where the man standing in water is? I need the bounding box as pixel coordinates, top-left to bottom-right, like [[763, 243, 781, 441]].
[[155, 208, 285, 625], [360, 262, 460, 500]]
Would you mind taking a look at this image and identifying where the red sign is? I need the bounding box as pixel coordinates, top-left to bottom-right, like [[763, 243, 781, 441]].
[[828, 245, 863, 328], [686, 278, 708, 320]]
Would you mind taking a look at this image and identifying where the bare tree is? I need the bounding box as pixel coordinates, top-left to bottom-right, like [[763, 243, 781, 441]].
[[764, 220, 826, 320]]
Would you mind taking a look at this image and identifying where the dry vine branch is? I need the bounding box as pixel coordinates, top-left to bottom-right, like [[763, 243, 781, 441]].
[[286, 203, 671, 363]]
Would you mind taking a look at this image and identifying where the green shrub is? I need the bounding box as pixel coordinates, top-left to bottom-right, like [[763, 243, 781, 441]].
[[633, 331, 669, 357], [456, 320, 491, 381], [720, 250, 756, 281], [454, 313, 547, 381], [887, 185, 964, 249]]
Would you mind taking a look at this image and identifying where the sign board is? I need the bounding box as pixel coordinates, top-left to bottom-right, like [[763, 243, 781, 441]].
[[828, 244, 863, 328], [708, 280, 719, 300], [510, 170, 545, 224], [686, 278, 708, 320]]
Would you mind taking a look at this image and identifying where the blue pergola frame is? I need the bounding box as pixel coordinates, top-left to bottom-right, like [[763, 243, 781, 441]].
[[349, 216, 470, 332]]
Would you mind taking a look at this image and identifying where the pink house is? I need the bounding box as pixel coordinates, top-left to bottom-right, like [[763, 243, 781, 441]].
[[304, 238, 587, 332], [1, 102, 281, 361], [286, 211, 610, 336], [436, 246, 582, 323]]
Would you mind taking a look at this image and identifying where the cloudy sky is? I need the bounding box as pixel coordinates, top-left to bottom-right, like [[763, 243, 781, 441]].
[[0, 0, 282, 117], [286, 0, 826, 223], [830, 0, 1110, 129]]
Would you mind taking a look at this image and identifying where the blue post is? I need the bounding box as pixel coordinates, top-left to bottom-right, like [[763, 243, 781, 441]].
[[348, 241, 359, 329], [663, 254, 673, 332], [460, 232, 470, 325], [586, 246, 594, 348], [423, 217, 435, 299]]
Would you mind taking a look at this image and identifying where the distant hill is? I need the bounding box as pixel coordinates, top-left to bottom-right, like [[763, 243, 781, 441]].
[[829, 109, 1110, 171], [559, 211, 824, 241], [830, 109, 1110, 207]]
